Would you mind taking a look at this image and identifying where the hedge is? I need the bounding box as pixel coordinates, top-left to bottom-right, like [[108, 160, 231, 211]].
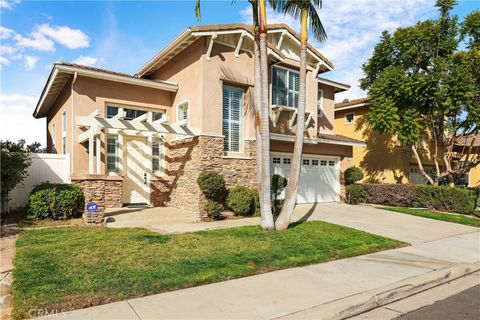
[[26, 182, 84, 220], [226, 186, 255, 216], [349, 183, 477, 215]]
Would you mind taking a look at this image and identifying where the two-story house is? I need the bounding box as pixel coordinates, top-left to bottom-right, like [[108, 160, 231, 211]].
[[334, 97, 480, 186], [33, 23, 365, 213]]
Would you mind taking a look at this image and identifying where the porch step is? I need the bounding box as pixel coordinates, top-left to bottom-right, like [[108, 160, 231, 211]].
[[123, 203, 150, 209]]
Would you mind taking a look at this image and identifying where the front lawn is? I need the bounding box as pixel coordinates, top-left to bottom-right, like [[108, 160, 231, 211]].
[[13, 222, 403, 319], [382, 207, 480, 228]]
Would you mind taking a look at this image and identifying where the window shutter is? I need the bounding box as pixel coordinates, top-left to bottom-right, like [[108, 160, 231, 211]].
[[223, 87, 243, 152], [272, 67, 287, 106]]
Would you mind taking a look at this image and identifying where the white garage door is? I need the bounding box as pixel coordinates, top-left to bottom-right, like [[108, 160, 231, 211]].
[[271, 154, 340, 203]]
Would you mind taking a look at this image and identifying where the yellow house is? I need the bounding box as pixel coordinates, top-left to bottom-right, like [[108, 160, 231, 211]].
[[334, 98, 480, 186]]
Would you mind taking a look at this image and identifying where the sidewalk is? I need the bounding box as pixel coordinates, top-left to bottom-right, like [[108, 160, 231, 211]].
[[49, 228, 480, 320]]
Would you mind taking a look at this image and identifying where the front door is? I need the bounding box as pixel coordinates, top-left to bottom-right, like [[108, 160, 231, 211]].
[[124, 138, 150, 204]]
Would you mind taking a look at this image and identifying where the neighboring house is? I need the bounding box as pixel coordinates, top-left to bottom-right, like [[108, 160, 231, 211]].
[[334, 98, 480, 187], [33, 23, 365, 213]]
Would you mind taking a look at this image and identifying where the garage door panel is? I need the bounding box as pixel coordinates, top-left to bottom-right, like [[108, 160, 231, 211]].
[[271, 154, 339, 203]]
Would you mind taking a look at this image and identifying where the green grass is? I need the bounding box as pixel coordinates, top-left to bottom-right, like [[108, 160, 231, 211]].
[[382, 207, 480, 227], [13, 222, 403, 319]]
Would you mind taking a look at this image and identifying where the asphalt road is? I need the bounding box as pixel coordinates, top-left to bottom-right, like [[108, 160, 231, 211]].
[[397, 284, 480, 320]]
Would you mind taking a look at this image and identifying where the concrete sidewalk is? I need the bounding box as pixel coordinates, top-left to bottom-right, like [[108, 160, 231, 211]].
[[49, 227, 480, 320]]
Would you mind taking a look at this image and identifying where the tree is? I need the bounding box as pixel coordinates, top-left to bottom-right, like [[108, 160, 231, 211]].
[[361, 0, 480, 186], [1, 140, 32, 214], [272, 0, 327, 230], [195, 0, 275, 230]]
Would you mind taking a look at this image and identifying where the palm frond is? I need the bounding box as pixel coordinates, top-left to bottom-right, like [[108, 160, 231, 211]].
[[195, 0, 201, 21], [307, 2, 327, 42]]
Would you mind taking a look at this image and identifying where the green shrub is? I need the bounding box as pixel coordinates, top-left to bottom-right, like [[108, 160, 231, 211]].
[[196, 171, 226, 201], [227, 186, 255, 216], [26, 182, 84, 220], [250, 188, 260, 216], [414, 185, 475, 214], [271, 174, 287, 201], [363, 183, 417, 207], [204, 200, 223, 219], [344, 166, 364, 185], [346, 184, 366, 204]]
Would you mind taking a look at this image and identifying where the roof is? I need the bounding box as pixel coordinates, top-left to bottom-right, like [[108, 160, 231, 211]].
[[455, 134, 480, 147], [334, 97, 372, 111], [317, 77, 350, 92], [136, 23, 334, 78], [318, 133, 367, 147], [33, 62, 178, 119]]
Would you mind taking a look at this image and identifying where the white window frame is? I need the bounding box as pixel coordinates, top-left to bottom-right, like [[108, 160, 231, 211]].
[[222, 86, 244, 152], [317, 89, 324, 117], [61, 110, 67, 154], [106, 134, 119, 173], [176, 99, 189, 126], [152, 138, 164, 174], [105, 103, 167, 122], [345, 112, 355, 125], [52, 122, 56, 152], [271, 65, 300, 108]]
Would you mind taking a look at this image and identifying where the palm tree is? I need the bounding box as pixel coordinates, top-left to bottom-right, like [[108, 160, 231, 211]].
[[195, 0, 275, 231], [272, 0, 327, 230]]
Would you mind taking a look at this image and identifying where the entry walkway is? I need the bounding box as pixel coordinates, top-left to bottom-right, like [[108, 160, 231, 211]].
[[53, 204, 479, 319]]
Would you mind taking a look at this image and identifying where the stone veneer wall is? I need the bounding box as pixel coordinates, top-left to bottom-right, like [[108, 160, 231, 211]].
[[151, 136, 257, 214], [72, 175, 123, 223]]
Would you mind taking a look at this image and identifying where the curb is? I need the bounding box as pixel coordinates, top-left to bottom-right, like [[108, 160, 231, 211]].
[[277, 263, 480, 320]]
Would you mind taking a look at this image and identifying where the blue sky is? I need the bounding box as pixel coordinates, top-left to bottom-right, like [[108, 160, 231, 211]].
[[1, 0, 478, 145]]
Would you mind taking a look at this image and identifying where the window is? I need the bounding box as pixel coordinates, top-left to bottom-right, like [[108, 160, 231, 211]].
[[345, 113, 355, 124], [317, 90, 324, 116], [329, 160, 335, 166], [320, 160, 327, 166], [107, 135, 118, 172], [273, 157, 281, 164], [106, 106, 119, 118], [283, 158, 291, 164], [177, 101, 189, 124], [272, 66, 299, 108], [303, 159, 310, 165], [61, 111, 67, 154], [152, 139, 163, 173], [222, 87, 243, 152], [52, 123, 56, 152], [153, 111, 165, 122], [312, 159, 319, 166], [125, 108, 146, 120]]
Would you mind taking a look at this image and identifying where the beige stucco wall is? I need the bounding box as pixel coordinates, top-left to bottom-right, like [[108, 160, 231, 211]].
[[71, 76, 172, 176], [47, 78, 72, 154]]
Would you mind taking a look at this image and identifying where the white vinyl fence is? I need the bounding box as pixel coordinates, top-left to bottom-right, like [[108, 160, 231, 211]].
[[8, 153, 70, 210]]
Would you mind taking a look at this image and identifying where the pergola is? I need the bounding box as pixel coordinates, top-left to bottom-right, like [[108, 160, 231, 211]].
[[76, 109, 200, 174]]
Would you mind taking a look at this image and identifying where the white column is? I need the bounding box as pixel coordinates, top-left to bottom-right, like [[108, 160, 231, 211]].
[[88, 129, 94, 174], [96, 135, 101, 174]]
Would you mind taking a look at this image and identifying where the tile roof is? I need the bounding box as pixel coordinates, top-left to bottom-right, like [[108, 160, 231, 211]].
[[54, 61, 135, 78], [335, 97, 372, 109], [318, 133, 366, 145]]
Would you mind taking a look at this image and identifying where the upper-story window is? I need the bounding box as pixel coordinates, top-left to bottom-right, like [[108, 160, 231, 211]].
[[223, 86, 243, 152], [107, 105, 165, 122], [177, 100, 189, 125], [317, 89, 324, 117], [272, 66, 299, 108], [61, 110, 67, 154], [345, 113, 355, 124]]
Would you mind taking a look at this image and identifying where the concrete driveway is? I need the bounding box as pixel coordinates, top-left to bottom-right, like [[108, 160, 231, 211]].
[[106, 203, 478, 245]]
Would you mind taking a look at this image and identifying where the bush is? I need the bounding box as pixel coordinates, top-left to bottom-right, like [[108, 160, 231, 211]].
[[344, 166, 364, 185], [251, 188, 260, 216], [271, 174, 288, 201], [363, 183, 417, 207], [414, 185, 475, 214], [227, 186, 255, 216], [346, 184, 366, 204], [197, 171, 226, 201], [26, 182, 84, 220], [204, 200, 223, 220]]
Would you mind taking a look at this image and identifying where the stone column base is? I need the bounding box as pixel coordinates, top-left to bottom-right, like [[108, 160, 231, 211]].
[[83, 212, 105, 225]]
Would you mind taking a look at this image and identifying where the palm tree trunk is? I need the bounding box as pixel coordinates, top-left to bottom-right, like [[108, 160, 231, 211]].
[[275, 9, 308, 230], [258, 0, 275, 231]]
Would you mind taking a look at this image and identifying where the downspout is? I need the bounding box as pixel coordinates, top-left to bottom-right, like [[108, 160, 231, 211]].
[[70, 71, 78, 181]]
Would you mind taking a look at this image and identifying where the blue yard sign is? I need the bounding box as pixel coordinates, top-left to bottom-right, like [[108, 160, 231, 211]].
[[86, 202, 99, 213]]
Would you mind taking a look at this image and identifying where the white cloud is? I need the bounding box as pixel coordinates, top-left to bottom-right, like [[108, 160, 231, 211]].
[[0, 94, 45, 145], [0, 26, 15, 39], [0, 0, 20, 11], [72, 55, 98, 66], [14, 32, 55, 51], [37, 24, 89, 49], [0, 56, 10, 67], [23, 55, 38, 70], [240, 0, 436, 100]]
